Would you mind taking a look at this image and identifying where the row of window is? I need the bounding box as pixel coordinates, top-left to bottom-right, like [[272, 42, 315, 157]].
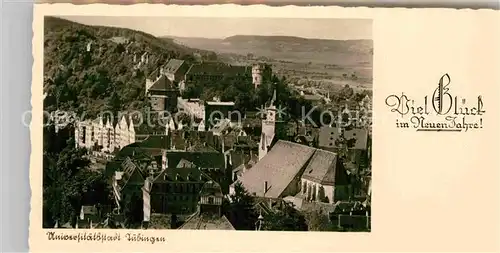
[[187, 74, 249, 82], [153, 183, 203, 193], [153, 194, 199, 202]]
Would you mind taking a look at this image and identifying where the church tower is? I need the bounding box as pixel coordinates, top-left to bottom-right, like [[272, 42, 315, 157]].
[[259, 90, 278, 160]]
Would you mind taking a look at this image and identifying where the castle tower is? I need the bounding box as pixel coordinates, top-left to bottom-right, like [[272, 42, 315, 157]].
[[252, 63, 263, 89]]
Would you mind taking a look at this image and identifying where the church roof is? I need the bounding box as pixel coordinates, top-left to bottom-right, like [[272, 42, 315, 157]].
[[236, 140, 316, 198], [301, 149, 348, 186]]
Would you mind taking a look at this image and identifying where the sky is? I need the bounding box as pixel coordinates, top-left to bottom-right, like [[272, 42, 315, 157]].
[[58, 16, 372, 40]]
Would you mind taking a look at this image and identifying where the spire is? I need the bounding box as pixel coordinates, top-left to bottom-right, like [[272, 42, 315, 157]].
[[271, 89, 276, 106], [256, 210, 264, 231]]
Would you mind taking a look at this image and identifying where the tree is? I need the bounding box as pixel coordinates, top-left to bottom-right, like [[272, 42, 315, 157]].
[[304, 210, 337, 231], [43, 128, 112, 228], [227, 182, 258, 230], [335, 135, 350, 166], [339, 84, 354, 100], [262, 202, 308, 231], [318, 186, 328, 203]]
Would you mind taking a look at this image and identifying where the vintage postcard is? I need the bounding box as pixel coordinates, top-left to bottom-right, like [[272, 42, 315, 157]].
[[30, 3, 499, 253]]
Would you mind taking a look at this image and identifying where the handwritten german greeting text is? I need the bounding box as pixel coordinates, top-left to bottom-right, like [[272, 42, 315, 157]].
[[385, 74, 485, 132]]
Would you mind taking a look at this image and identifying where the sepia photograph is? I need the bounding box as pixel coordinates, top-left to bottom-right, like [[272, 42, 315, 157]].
[[42, 15, 373, 232]]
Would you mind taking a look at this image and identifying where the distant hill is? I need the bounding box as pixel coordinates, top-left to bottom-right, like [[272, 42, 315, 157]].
[[165, 34, 373, 91], [165, 35, 372, 66], [43, 17, 217, 118]]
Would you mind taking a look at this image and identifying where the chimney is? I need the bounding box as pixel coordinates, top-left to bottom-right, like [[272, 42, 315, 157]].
[[264, 181, 268, 196]]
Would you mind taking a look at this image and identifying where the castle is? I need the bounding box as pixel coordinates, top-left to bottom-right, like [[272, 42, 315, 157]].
[[145, 59, 272, 112], [74, 115, 136, 153]]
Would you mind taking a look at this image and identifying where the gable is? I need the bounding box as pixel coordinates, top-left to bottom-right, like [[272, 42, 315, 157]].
[[237, 140, 316, 198], [302, 150, 338, 185]]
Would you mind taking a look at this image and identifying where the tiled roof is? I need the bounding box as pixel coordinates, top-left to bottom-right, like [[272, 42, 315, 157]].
[[187, 143, 219, 153], [178, 213, 235, 230], [149, 75, 176, 92], [283, 196, 304, 210], [170, 130, 215, 151], [166, 151, 225, 170], [301, 149, 340, 186], [153, 166, 210, 183], [117, 157, 147, 189], [318, 127, 341, 148], [300, 201, 337, 214], [232, 163, 246, 175], [140, 135, 170, 150], [234, 135, 259, 148], [236, 140, 316, 198], [344, 128, 369, 150], [186, 62, 251, 77], [254, 197, 286, 213], [176, 158, 197, 169], [318, 126, 368, 150], [163, 59, 186, 74]]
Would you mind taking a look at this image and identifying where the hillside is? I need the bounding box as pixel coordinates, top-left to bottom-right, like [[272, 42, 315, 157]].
[[43, 17, 217, 118]]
